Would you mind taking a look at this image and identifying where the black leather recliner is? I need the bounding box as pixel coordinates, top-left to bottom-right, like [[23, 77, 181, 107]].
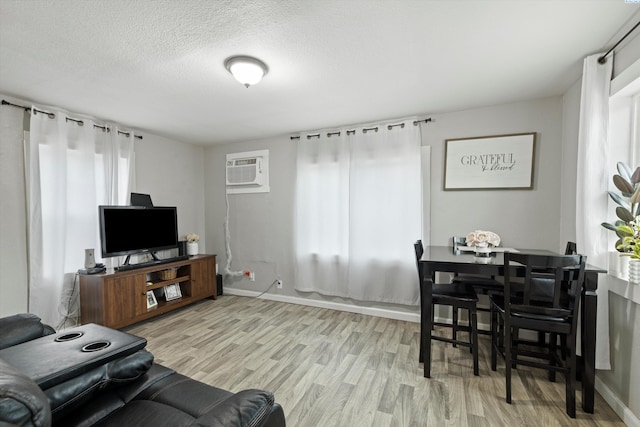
[[0, 313, 286, 427]]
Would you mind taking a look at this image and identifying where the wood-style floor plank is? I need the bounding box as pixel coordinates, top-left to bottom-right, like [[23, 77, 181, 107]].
[[125, 296, 625, 427]]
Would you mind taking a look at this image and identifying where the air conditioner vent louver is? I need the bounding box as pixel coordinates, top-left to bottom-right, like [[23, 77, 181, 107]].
[[226, 157, 263, 186]]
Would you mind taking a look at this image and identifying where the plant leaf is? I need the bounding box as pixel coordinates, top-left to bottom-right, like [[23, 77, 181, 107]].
[[631, 166, 640, 184], [616, 206, 635, 222], [601, 222, 618, 231], [618, 162, 632, 181], [613, 174, 634, 193], [617, 225, 635, 237], [608, 191, 630, 209], [631, 185, 640, 205]]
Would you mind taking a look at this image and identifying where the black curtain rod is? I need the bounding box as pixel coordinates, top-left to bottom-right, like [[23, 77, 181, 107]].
[[290, 117, 432, 140], [1, 99, 143, 140], [598, 20, 640, 64]]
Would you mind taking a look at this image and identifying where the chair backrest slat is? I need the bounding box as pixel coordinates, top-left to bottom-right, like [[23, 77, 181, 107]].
[[503, 252, 586, 321], [414, 240, 424, 283]]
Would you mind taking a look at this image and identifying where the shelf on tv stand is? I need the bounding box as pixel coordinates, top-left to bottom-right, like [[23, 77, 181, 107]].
[[79, 254, 217, 329]]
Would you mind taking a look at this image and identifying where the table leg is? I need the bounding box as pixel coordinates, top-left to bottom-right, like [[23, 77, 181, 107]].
[[420, 270, 433, 378], [581, 271, 598, 414]]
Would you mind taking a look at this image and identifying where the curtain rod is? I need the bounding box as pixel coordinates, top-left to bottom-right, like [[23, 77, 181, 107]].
[[290, 117, 432, 140], [1, 99, 143, 140], [598, 20, 640, 64]]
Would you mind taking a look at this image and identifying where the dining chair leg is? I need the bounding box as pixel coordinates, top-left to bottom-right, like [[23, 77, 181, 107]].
[[566, 339, 577, 418], [425, 322, 432, 378], [419, 296, 424, 363], [422, 301, 434, 378], [505, 323, 512, 404], [510, 327, 521, 369], [490, 305, 497, 371], [498, 314, 504, 350], [560, 334, 567, 360], [452, 305, 458, 347], [471, 307, 479, 376], [419, 327, 424, 364], [549, 333, 557, 382]]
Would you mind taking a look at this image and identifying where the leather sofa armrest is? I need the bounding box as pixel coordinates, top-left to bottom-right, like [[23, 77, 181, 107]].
[[194, 389, 276, 427], [0, 314, 55, 350], [0, 357, 51, 427], [263, 403, 286, 427], [47, 349, 154, 421]]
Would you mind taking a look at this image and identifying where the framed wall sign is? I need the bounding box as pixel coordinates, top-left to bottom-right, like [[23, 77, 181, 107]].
[[443, 132, 536, 190]]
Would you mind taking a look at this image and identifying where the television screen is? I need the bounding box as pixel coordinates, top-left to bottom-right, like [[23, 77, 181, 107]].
[[99, 206, 178, 258]]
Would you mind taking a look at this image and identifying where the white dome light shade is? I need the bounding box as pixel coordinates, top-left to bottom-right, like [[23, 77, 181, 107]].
[[224, 56, 269, 88]]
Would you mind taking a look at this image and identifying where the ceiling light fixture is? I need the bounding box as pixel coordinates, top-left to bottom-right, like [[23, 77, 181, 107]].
[[224, 55, 269, 88]]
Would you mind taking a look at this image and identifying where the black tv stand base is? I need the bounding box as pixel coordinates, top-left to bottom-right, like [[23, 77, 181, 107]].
[[115, 255, 189, 272]]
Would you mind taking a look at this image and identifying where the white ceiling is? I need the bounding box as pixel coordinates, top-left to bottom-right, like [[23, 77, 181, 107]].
[[1, 0, 638, 146]]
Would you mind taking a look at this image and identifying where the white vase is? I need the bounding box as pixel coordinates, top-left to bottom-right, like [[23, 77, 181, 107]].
[[473, 246, 492, 264], [608, 251, 629, 280], [186, 242, 199, 256], [629, 259, 640, 285]]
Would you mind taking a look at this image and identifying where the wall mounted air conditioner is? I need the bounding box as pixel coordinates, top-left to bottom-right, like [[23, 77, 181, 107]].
[[226, 157, 264, 186], [226, 150, 270, 194]]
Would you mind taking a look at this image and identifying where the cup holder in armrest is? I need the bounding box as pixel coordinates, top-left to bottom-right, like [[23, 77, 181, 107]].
[[54, 331, 84, 342], [81, 341, 111, 352]]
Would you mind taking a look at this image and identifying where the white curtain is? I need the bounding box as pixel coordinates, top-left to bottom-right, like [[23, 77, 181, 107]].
[[576, 53, 611, 370], [0, 102, 29, 316], [294, 120, 422, 305], [25, 107, 135, 328]]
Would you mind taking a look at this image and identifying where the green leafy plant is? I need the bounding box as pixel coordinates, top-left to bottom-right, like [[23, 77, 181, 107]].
[[601, 162, 640, 252], [616, 216, 640, 259]]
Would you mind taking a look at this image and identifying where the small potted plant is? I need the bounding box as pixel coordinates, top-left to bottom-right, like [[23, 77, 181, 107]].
[[601, 162, 640, 250], [616, 216, 640, 284], [601, 162, 640, 278], [185, 233, 200, 256]]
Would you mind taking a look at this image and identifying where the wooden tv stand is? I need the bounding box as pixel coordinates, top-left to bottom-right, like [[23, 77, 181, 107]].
[[79, 254, 216, 329]]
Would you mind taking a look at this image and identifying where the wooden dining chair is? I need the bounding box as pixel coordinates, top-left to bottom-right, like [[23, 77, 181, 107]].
[[489, 252, 586, 418], [414, 240, 479, 377], [450, 236, 503, 292], [450, 236, 503, 337]]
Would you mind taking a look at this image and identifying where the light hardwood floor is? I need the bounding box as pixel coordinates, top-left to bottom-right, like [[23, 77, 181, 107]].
[[125, 296, 624, 427]]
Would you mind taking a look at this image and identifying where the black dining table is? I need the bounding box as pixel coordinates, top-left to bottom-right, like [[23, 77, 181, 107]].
[[418, 245, 606, 414]]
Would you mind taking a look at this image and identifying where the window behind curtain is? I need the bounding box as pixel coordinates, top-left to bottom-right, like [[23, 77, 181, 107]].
[[26, 110, 135, 328], [294, 120, 423, 305]]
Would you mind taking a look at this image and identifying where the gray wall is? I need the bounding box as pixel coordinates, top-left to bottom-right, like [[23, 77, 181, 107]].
[[204, 96, 565, 313], [135, 133, 207, 252], [424, 98, 564, 250], [600, 292, 640, 419]]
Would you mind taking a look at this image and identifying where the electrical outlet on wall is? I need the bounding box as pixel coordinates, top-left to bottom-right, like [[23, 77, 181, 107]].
[[249, 272, 255, 281], [276, 279, 283, 289]]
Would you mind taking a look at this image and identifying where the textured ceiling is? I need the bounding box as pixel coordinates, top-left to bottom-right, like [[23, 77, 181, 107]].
[[0, 0, 638, 145]]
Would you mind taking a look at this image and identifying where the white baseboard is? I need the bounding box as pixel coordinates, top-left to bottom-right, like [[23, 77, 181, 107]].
[[223, 287, 421, 323], [223, 287, 495, 330], [595, 376, 640, 427], [223, 288, 638, 426]]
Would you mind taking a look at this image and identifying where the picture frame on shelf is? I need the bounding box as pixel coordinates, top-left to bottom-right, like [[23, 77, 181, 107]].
[[164, 283, 182, 301], [444, 132, 536, 190], [146, 290, 158, 309]]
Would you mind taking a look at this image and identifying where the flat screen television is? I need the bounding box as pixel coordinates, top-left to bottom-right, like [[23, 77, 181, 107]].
[[99, 205, 178, 259]]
